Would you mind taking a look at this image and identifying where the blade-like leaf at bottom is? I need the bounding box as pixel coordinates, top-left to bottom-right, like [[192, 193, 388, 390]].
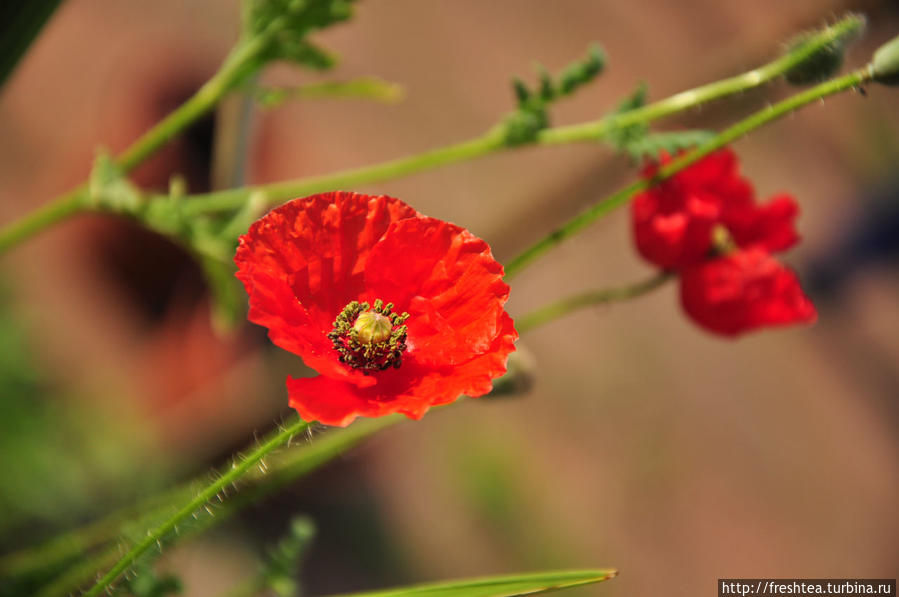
[[328, 569, 618, 597]]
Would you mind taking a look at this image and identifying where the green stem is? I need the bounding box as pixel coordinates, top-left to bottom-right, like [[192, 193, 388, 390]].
[[28, 415, 406, 597], [181, 131, 508, 215], [0, 34, 267, 254], [516, 272, 673, 334], [0, 188, 84, 253], [118, 37, 265, 173], [83, 416, 311, 597], [177, 13, 864, 215], [0, 13, 865, 251], [504, 68, 871, 278]]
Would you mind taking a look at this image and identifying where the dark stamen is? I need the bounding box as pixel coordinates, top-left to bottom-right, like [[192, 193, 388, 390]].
[[329, 299, 409, 373]]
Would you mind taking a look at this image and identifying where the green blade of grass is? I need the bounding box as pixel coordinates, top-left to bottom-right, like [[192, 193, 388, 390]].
[[328, 569, 618, 597]]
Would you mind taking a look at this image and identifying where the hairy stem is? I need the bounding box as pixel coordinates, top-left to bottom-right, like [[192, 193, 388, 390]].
[[181, 13, 864, 215], [82, 416, 311, 597], [503, 68, 871, 278], [516, 272, 673, 334], [0, 13, 863, 251]]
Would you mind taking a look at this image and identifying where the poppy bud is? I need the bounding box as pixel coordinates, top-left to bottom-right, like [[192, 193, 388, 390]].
[[872, 34, 899, 86], [784, 14, 866, 85]]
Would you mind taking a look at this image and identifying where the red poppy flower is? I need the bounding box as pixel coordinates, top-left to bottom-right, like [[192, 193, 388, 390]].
[[680, 248, 817, 337], [631, 147, 816, 336], [631, 149, 799, 269], [235, 192, 517, 426]]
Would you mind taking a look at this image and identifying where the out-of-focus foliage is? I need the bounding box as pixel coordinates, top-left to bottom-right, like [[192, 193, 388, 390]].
[[243, 0, 356, 72], [503, 44, 606, 145], [0, 282, 164, 596], [329, 569, 618, 597]]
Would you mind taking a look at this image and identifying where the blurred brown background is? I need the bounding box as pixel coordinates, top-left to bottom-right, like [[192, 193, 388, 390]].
[[0, 1, 897, 596]]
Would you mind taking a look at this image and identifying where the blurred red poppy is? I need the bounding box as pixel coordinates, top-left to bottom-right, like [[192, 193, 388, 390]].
[[680, 248, 817, 337], [631, 148, 816, 337], [631, 149, 798, 269]]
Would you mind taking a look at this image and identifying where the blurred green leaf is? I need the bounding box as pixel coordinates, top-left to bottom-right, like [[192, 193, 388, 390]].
[[0, 0, 63, 89], [606, 81, 649, 153], [503, 44, 606, 146], [624, 129, 716, 161], [328, 569, 617, 597], [222, 517, 316, 597], [118, 562, 182, 597], [244, 0, 356, 71]]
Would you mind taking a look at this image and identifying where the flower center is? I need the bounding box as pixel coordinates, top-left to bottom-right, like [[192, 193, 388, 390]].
[[710, 224, 737, 256], [328, 299, 409, 373]]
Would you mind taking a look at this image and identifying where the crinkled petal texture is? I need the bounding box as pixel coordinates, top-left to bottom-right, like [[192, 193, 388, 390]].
[[632, 149, 755, 269], [679, 248, 817, 337], [235, 192, 517, 427]]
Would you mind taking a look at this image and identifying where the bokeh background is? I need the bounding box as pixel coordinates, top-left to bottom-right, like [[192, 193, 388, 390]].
[[1, 1, 897, 596]]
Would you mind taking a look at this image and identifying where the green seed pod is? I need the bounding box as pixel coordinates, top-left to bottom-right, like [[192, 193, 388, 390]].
[[872, 34, 899, 86], [783, 14, 866, 85], [784, 33, 848, 85]]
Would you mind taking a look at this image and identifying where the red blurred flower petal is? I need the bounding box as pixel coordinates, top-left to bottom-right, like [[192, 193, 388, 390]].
[[236, 192, 517, 426], [726, 193, 800, 253], [632, 149, 755, 269], [680, 248, 817, 337]]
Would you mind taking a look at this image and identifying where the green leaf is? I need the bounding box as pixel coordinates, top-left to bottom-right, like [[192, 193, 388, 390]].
[[605, 81, 649, 152], [558, 44, 606, 95], [623, 129, 716, 161], [244, 0, 356, 70], [273, 38, 336, 70], [327, 569, 617, 597]]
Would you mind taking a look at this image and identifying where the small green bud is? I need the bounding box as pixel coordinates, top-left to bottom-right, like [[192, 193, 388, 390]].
[[487, 347, 536, 398], [784, 14, 866, 85], [353, 311, 392, 344], [784, 34, 847, 85], [872, 34, 899, 86], [502, 107, 548, 146]]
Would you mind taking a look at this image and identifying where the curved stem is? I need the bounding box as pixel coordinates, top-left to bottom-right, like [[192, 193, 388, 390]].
[[181, 11, 864, 216], [0, 13, 866, 252], [23, 415, 400, 597], [537, 14, 863, 147], [516, 272, 673, 334], [504, 68, 871, 279], [118, 38, 264, 173], [0, 35, 266, 254], [83, 416, 311, 597]]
